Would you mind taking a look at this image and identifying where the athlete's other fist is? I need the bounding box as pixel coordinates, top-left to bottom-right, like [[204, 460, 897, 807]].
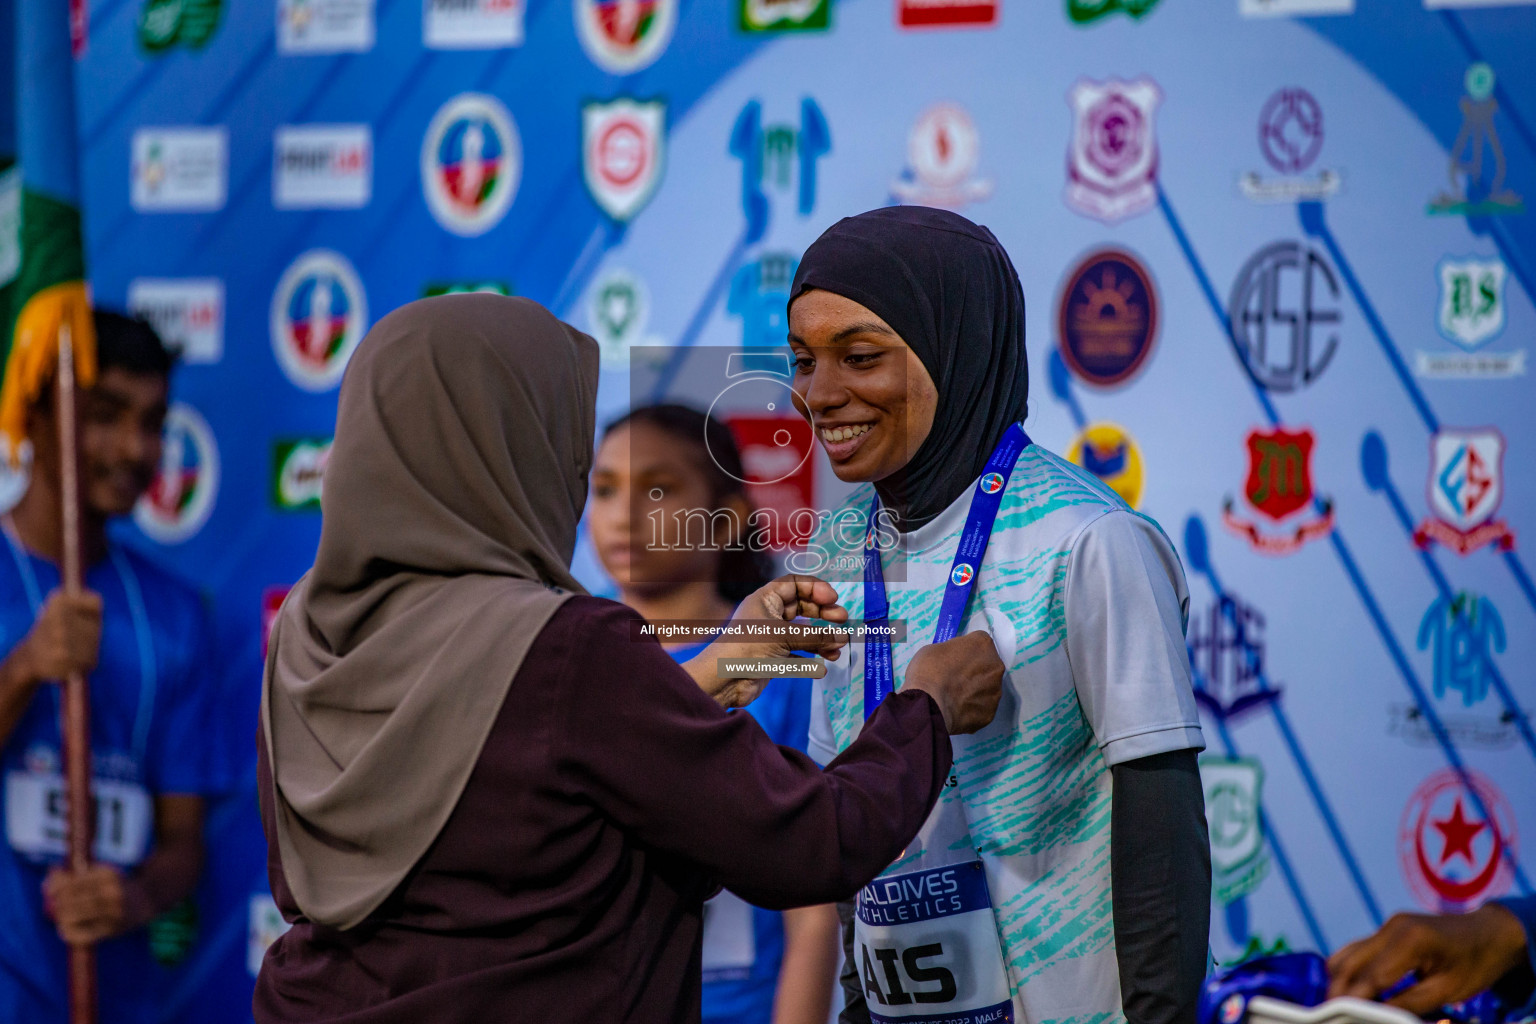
[[21, 590, 103, 683], [904, 630, 1005, 735]]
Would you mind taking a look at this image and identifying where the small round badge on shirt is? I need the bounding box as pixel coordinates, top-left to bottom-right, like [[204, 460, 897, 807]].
[[979, 472, 1005, 495], [950, 563, 975, 587]]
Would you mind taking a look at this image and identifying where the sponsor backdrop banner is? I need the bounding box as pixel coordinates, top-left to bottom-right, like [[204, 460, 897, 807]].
[[10, 0, 1533, 1014]]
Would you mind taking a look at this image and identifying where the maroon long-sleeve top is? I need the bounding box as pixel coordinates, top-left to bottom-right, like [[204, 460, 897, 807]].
[[254, 596, 951, 1023]]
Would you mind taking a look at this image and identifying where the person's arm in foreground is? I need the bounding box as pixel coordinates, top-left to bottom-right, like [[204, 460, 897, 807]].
[[1068, 510, 1210, 1024], [45, 794, 205, 943], [1328, 898, 1536, 1015], [774, 903, 841, 1024], [559, 585, 1003, 909]]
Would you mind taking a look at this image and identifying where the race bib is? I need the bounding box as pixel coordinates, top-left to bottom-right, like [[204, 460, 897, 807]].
[[854, 861, 1013, 1024], [701, 888, 756, 983], [5, 772, 154, 867]]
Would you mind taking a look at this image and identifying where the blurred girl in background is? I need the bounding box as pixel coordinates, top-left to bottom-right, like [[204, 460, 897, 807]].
[[588, 403, 840, 1024]]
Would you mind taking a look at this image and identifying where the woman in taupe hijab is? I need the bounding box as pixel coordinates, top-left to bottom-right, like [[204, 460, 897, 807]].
[[254, 293, 1002, 1023]]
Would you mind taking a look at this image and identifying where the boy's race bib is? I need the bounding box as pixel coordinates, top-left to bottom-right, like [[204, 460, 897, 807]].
[[5, 771, 153, 867]]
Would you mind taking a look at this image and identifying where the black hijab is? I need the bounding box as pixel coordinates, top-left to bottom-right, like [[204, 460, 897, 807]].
[[789, 206, 1029, 531]]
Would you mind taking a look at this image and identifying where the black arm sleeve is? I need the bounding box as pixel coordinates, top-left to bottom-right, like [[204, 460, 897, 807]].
[[1111, 748, 1211, 1024], [837, 898, 871, 1024]]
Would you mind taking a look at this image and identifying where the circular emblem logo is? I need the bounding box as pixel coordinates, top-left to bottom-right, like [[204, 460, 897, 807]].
[[270, 249, 368, 392], [1398, 767, 1517, 911], [1057, 248, 1159, 388], [1258, 88, 1324, 175], [574, 0, 675, 73], [1220, 995, 1246, 1024], [950, 563, 974, 587], [134, 403, 219, 545], [1228, 241, 1340, 393], [910, 104, 980, 190], [421, 93, 521, 237], [1068, 422, 1144, 508], [979, 472, 1005, 495]]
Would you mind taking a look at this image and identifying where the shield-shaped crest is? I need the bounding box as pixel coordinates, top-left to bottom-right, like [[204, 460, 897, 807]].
[[1202, 758, 1264, 877], [1429, 429, 1504, 531], [1243, 427, 1315, 522], [1437, 257, 1506, 351], [1065, 77, 1161, 223], [583, 99, 665, 222]]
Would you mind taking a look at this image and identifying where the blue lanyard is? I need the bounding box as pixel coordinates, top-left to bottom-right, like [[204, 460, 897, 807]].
[[862, 423, 1030, 719]]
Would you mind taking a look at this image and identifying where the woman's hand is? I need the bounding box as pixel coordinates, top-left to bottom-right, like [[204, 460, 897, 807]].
[[682, 575, 849, 708]]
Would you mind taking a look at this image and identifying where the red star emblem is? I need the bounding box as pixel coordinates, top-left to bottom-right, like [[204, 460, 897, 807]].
[[1434, 798, 1486, 866]]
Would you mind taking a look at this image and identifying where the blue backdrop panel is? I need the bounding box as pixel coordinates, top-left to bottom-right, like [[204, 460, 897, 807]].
[[51, 0, 1536, 1015]]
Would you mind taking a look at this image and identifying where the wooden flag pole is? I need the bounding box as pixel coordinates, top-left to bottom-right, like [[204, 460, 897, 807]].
[[56, 326, 98, 1024]]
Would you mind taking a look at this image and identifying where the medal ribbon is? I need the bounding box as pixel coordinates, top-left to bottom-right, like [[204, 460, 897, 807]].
[[862, 423, 1030, 719]]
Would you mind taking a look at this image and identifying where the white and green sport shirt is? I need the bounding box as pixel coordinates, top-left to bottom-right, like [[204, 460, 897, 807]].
[[805, 443, 1204, 1024]]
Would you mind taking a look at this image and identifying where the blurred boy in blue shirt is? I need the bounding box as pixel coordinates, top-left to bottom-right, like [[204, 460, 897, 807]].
[[0, 311, 222, 1024]]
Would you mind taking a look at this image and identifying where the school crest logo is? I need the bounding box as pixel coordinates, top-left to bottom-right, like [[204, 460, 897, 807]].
[[1241, 87, 1340, 203], [979, 472, 1005, 495], [134, 403, 219, 545], [270, 249, 368, 392], [1399, 767, 1517, 911], [137, 0, 223, 51], [421, 93, 520, 237], [1229, 242, 1341, 392], [1201, 757, 1269, 905], [1429, 63, 1523, 217], [1222, 427, 1334, 555], [583, 99, 665, 222], [950, 563, 974, 587], [1437, 257, 1506, 351], [586, 268, 662, 369], [1414, 430, 1514, 554], [1068, 422, 1144, 508], [738, 0, 828, 31], [1065, 77, 1161, 223], [1057, 248, 1159, 388], [574, 0, 675, 73], [1188, 592, 1276, 718], [891, 104, 993, 210]]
